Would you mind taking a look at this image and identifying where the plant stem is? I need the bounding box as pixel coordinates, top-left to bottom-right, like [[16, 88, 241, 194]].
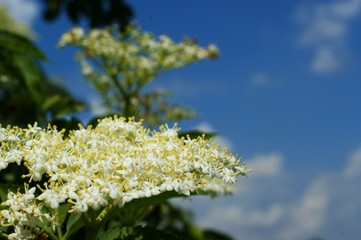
[[83, 207, 116, 240], [84, 226, 99, 240], [82, 211, 100, 240], [110, 73, 132, 117], [56, 225, 63, 240]]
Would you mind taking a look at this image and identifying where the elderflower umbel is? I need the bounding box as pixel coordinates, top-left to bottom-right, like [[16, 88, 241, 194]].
[[0, 117, 249, 215], [57, 24, 219, 123], [58, 23, 219, 81], [0, 184, 55, 240]]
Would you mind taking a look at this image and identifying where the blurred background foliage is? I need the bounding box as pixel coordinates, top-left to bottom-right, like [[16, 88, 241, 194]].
[[0, 1, 231, 239], [0, 5, 34, 38], [41, 0, 133, 29], [0, 5, 84, 127]]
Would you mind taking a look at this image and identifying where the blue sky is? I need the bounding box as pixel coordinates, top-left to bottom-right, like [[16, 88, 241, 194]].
[[1, 0, 361, 239]]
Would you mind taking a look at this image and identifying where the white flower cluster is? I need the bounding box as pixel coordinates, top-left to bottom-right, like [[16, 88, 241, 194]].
[[1, 117, 248, 208], [58, 23, 219, 93], [0, 117, 249, 236], [0, 185, 55, 240]]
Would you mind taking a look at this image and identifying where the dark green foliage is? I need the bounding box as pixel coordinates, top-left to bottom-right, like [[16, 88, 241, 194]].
[[203, 229, 233, 240], [0, 183, 18, 201], [0, 163, 29, 184], [0, 30, 45, 59], [143, 201, 234, 240], [144, 202, 203, 239], [0, 30, 84, 127], [0, 30, 84, 214], [41, 0, 133, 29], [98, 226, 181, 240], [64, 212, 86, 239], [0, 30, 46, 126]]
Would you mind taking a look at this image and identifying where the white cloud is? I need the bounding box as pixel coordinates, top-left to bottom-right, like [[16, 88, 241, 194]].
[[331, 0, 361, 19], [250, 72, 269, 86], [295, 0, 360, 74], [174, 151, 290, 240], [311, 46, 343, 73], [343, 145, 361, 178], [192, 176, 329, 240], [297, 11, 346, 45], [247, 152, 283, 177], [248, 204, 285, 227], [200, 203, 285, 230], [297, 180, 329, 230], [176, 146, 361, 240], [0, 0, 39, 26], [249, 72, 286, 87], [280, 178, 329, 239]]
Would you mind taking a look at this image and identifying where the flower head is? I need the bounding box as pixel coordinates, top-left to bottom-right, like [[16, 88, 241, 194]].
[[1, 117, 249, 214]]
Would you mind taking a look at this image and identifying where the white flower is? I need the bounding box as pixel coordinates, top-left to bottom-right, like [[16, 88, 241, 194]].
[[58, 23, 220, 106], [1, 185, 56, 239], [0, 116, 250, 218], [58, 27, 84, 47]]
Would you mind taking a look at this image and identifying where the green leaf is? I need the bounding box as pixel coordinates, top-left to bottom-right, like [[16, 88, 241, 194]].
[[63, 213, 85, 239], [120, 190, 212, 214], [132, 225, 181, 240], [97, 226, 181, 240], [97, 227, 123, 240], [178, 130, 217, 140], [41, 95, 64, 111], [42, 94, 84, 118], [203, 229, 233, 240], [0, 30, 46, 60], [56, 203, 72, 225], [12, 56, 44, 104]]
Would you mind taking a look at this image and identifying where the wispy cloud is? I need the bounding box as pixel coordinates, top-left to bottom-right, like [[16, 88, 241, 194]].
[[0, 0, 39, 26], [249, 72, 286, 87], [311, 46, 344, 73], [247, 152, 283, 177], [200, 202, 285, 230], [343, 144, 361, 178], [295, 0, 361, 74], [280, 178, 329, 239], [175, 145, 361, 240], [250, 72, 269, 86]]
